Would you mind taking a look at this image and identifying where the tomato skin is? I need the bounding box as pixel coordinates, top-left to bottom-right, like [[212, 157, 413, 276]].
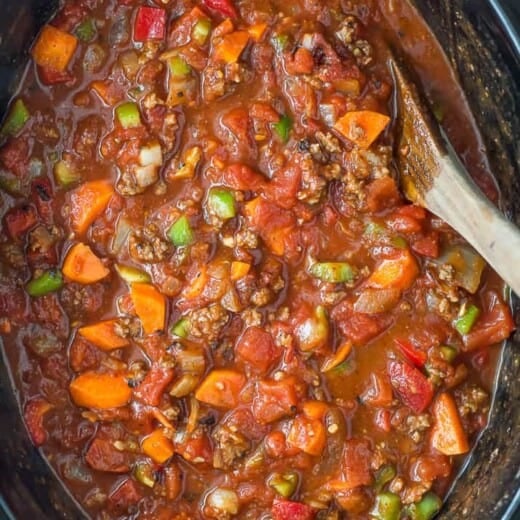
[[203, 0, 238, 18], [222, 163, 265, 191], [252, 378, 298, 424], [341, 438, 373, 489], [134, 366, 175, 407], [463, 291, 515, 351], [38, 66, 75, 86], [388, 360, 434, 413], [108, 478, 142, 515], [411, 231, 440, 258], [236, 326, 279, 373], [394, 338, 427, 367], [272, 499, 316, 520]]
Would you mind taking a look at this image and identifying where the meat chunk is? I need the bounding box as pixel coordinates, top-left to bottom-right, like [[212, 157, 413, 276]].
[[212, 424, 250, 469], [187, 303, 229, 342], [60, 283, 105, 320], [129, 224, 171, 263]]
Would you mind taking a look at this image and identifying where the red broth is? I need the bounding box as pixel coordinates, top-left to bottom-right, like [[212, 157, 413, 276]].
[[0, 0, 514, 518]]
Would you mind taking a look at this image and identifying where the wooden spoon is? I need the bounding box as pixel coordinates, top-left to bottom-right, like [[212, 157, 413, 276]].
[[389, 57, 520, 295]]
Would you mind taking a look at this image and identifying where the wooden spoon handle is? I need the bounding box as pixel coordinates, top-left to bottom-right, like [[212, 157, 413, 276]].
[[424, 152, 520, 295]]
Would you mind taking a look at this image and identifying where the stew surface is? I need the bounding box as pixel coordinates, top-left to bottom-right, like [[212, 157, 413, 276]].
[[0, 0, 515, 519]]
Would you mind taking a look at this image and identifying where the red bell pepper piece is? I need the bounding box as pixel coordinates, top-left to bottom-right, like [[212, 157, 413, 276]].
[[388, 359, 433, 413], [202, 0, 238, 19], [133, 6, 166, 42], [272, 499, 316, 520], [395, 338, 427, 367]]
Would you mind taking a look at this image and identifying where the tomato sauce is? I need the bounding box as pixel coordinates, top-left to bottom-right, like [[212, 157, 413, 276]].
[[0, 0, 514, 519]]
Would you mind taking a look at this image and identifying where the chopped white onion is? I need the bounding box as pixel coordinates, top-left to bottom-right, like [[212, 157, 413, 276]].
[[111, 216, 131, 254], [319, 103, 337, 127], [135, 164, 159, 188], [207, 488, 239, 515], [301, 33, 314, 50], [139, 141, 163, 167]]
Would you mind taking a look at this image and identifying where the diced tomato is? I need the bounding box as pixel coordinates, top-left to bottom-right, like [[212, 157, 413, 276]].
[[266, 166, 301, 210], [411, 231, 440, 258], [222, 107, 251, 141], [331, 300, 390, 345], [463, 291, 515, 351], [252, 378, 299, 424], [24, 398, 53, 446], [236, 326, 279, 373], [250, 102, 280, 123], [285, 47, 314, 75], [387, 214, 422, 233], [175, 433, 213, 465], [108, 478, 142, 514], [31, 178, 53, 222], [134, 6, 166, 42], [361, 373, 393, 408], [365, 177, 401, 212], [202, 0, 238, 19], [134, 366, 175, 407], [394, 204, 427, 220], [374, 409, 391, 432], [37, 66, 75, 86], [394, 338, 427, 367], [222, 163, 266, 191], [85, 437, 132, 473], [272, 499, 316, 520], [4, 205, 38, 240], [387, 359, 433, 413], [341, 438, 373, 488]]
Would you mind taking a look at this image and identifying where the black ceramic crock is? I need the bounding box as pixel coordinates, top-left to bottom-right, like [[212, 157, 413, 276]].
[[0, 1, 519, 518]]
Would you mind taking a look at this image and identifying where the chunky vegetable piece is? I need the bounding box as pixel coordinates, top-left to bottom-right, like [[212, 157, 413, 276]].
[[70, 372, 132, 409], [78, 320, 129, 351], [62, 243, 110, 283], [0, 0, 514, 518], [130, 283, 166, 334], [31, 25, 78, 72]]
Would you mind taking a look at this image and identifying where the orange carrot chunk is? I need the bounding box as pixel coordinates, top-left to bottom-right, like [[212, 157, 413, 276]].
[[430, 392, 469, 455], [130, 283, 166, 335], [368, 249, 419, 291], [69, 180, 114, 235], [287, 414, 327, 456], [195, 369, 245, 409], [70, 371, 132, 409], [142, 428, 175, 464], [78, 320, 129, 351], [214, 31, 250, 63], [31, 25, 78, 72], [334, 110, 390, 149], [62, 242, 110, 284]]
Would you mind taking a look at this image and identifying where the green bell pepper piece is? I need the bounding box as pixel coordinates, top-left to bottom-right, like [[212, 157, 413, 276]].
[[168, 215, 194, 247], [1, 99, 30, 137], [115, 102, 141, 129], [207, 188, 236, 220], [370, 492, 401, 520], [268, 471, 298, 498], [172, 317, 190, 338], [454, 304, 480, 335], [169, 56, 191, 77], [273, 114, 292, 142], [192, 18, 211, 45], [309, 262, 356, 283], [408, 492, 442, 520], [26, 270, 64, 297], [75, 18, 97, 42]]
